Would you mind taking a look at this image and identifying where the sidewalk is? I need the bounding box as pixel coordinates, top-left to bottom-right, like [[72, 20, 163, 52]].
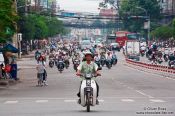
[[0, 51, 36, 87]]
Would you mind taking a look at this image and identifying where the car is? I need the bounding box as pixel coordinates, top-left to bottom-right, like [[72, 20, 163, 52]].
[[110, 43, 120, 51]]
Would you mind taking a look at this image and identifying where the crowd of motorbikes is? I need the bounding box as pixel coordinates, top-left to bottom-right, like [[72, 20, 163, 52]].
[[35, 41, 119, 112], [139, 44, 175, 68], [35, 43, 119, 73]]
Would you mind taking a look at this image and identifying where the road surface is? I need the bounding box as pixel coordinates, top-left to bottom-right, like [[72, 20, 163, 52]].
[[0, 52, 174, 116]]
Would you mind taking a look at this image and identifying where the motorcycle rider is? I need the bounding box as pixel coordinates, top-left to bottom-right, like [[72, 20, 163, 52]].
[[76, 51, 101, 104], [35, 50, 41, 62], [94, 53, 101, 67], [106, 51, 112, 64], [64, 52, 70, 68], [94, 53, 100, 61], [111, 51, 117, 64], [72, 53, 80, 64], [168, 52, 175, 67], [164, 48, 170, 61]]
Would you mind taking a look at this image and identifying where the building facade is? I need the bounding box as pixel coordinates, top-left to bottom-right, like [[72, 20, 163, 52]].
[[29, 0, 59, 14], [160, 0, 175, 15]]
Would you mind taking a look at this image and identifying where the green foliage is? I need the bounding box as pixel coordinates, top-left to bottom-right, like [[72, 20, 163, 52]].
[[119, 0, 161, 32], [18, 14, 67, 40], [0, 0, 18, 40], [173, 19, 175, 39], [151, 26, 173, 40], [17, 0, 27, 16]]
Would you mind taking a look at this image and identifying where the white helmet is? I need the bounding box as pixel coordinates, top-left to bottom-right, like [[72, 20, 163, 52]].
[[83, 51, 93, 56]]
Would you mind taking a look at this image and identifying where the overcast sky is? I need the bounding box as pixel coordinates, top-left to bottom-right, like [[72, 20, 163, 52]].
[[57, 0, 103, 13]]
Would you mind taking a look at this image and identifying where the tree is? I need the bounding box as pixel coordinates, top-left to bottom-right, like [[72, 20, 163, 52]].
[[0, 0, 18, 40], [151, 26, 173, 40], [173, 19, 175, 39], [100, 0, 161, 32], [119, 0, 161, 32], [18, 14, 67, 40]]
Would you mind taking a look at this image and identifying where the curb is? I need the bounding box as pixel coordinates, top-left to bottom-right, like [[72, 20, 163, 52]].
[[0, 80, 8, 86], [125, 58, 175, 79], [0, 79, 20, 87], [21, 55, 34, 58]]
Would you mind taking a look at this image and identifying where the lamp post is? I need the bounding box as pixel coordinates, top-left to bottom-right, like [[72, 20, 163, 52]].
[[136, 7, 150, 46]]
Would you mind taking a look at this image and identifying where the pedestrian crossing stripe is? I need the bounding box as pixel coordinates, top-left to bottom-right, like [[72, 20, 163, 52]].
[[121, 99, 134, 102], [35, 100, 48, 103], [4, 101, 18, 104], [3, 99, 167, 104], [149, 99, 166, 103]]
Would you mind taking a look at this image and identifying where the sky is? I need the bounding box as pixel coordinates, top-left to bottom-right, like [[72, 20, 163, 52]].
[[57, 0, 103, 13]]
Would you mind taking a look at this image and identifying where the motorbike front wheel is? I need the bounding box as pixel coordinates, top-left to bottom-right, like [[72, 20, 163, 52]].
[[86, 92, 91, 112]]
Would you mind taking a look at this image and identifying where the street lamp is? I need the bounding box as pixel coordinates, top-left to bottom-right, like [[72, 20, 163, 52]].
[[136, 6, 150, 46]]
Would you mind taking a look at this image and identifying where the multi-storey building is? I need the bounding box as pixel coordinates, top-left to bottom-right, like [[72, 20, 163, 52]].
[[159, 0, 175, 24], [160, 0, 174, 15], [29, 0, 59, 14]]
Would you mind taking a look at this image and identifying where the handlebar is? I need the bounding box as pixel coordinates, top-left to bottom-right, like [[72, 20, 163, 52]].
[[76, 73, 101, 77]]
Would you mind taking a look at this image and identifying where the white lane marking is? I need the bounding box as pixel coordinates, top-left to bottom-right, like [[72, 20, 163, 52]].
[[127, 86, 134, 90], [4, 101, 18, 104], [35, 100, 48, 103], [99, 99, 104, 102], [135, 90, 154, 99], [150, 99, 166, 103], [121, 99, 134, 102], [64, 99, 104, 103], [64, 100, 77, 102]]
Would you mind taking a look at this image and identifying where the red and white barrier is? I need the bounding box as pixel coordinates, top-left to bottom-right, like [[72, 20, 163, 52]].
[[125, 58, 175, 78]]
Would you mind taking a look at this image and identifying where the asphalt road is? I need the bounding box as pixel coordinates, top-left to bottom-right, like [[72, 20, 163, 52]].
[[0, 52, 175, 116]]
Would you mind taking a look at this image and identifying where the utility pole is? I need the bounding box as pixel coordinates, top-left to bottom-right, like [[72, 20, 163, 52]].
[[13, 0, 18, 49], [25, 0, 28, 16]]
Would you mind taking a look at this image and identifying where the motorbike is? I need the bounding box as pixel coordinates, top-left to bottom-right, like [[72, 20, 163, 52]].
[[140, 50, 145, 57], [49, 58, 54, 68], [95, 58, 101, 68], [73, 59, 80, 71], [57, 60, 65, 73], [111, 55, 117, 65], [106, 59, 112, 69], [64, 59, 70, 69], [157, 57, 163, 64], [79, 73, 100, 112], [163, 54, 169, 62], [169, 60, 175, 68], [35, 54, 40, 63], [100, 56, 106, 67]]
